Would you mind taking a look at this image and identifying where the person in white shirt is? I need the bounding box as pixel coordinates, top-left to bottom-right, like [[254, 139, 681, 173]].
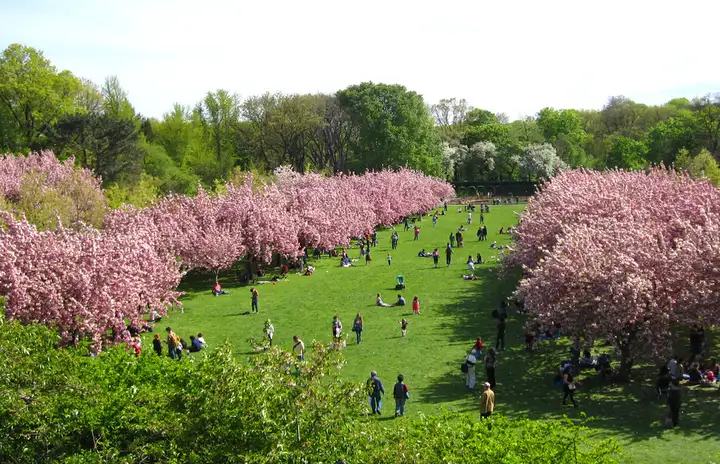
[[465, 351, 478, 389]]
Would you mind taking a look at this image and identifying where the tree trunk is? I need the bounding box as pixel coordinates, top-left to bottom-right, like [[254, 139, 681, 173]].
[[616, 345, 634, 383]]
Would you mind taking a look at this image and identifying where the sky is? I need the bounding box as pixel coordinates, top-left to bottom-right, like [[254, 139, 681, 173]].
[[1, 0, 719, 120]]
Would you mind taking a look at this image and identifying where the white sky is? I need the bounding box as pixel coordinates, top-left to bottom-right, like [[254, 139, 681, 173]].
[[2, 0, 719, 120]]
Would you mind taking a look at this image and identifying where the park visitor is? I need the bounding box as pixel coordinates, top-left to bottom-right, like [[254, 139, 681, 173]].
[[412, 296, 420, 315], [292, 335, 305, 361], [449, 233, 455, 247], [367, 371, 385, 415], [472, 337, 483, 354], [398, 318, 409, 337], [477, 226, 483, 241], [465, 350, 477, 389], [365, 249, 372, 264], [393, 294, 406, 307], [467, 211, 472, 224], [264, 319, 274, 346], [197, 333, 206, 348], [562, 365, 578, 408], [480, 382, 495, 419], [467, 255, 475, 271], [387, 253, 392, 265], [413, 226, 420, 241], [212, 281, 229, 296], [446, 243, 453, 266], [391, 231, 399, 249], [377, 293, 392, 307], [332, 315, 343, 342], [393, 374, 410, 417], [666, 380, 681, 427], [432, 248, 439, 267], [250, 288, 259, 314], [353, 313, 363, 344], [166, 327, 181, 360], [152, 333, 162, 356], [480, 213, 484, 224], [485, 348, 497, 388], [496, 317, 506, 350], [189, 335, 203, 352]]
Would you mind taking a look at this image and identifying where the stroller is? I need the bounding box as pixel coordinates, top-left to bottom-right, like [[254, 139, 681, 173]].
[[395, 275, 405, 290]]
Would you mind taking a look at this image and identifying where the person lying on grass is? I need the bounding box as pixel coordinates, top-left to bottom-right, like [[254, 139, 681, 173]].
[[462, 274, 478, 280]]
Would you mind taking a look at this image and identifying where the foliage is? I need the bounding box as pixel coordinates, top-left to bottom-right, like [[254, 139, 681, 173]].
[[0, 152, 106, 230], [513, 143, 567, 181], [509, 168, 720, 378], [338, 82, 444, 176], [675, 148, 720, 186], [0, 44, 82, 152], [0, 320, 621, 463]]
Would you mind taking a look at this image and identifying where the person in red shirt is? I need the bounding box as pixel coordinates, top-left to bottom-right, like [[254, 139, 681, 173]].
[[413, 226, 420, 241], [472, 337, 483, 353], [412, 296, 420, 315]]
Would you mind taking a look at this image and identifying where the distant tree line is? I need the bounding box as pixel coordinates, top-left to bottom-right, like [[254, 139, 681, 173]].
[[2, 43, 719, 205]]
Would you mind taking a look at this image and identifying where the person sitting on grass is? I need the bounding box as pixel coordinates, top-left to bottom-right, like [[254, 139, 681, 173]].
[[467, 255, 475, 270], [279, 264, 289, 278], [476, 253, 482, 264], [490, 241, 497, 249], [392, 294, 406, 307], [305, 265, 315, 276], [376, 293, 392, 307], [462, 274, 478, 280], [418, 249, 428, 257], [189, 335, 203, 353], [212, 282, 230, 296]]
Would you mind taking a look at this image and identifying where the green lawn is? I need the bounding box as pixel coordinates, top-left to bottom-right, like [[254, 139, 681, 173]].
[[154, 205, 720, 464]]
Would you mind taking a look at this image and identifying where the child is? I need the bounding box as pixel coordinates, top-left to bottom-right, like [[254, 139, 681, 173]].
[[398, 318, 409, 337], [365, 250, 372, 264], [197, 332, 206, 348], [412, 296, 420, 315], [264, 319, 275, 346], [387, 253, 392, 265]]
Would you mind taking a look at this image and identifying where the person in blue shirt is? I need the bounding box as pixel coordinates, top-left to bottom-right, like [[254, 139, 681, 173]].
[[189, 335, 203, 353]]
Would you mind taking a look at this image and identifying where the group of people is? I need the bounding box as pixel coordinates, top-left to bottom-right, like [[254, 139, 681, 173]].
[[376, 293, 420, 316], [366, 371, 411, 417], [159, 326, 206, 359]]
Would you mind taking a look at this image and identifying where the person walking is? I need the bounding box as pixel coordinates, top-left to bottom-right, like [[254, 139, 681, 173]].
[[449, 233, 455, 247], [391, 232, 399, 250], [152, 333, 163, 356], [365, 249, 372, 264], [403, 217, 410, 231], [413, 226, 420, 241], [666, 380, 681, 427], [332, 315, 343, 342], [250, 288, 259, 314], [432, 248, 439, 268], [264, 319, 275, 346], [465, 350, 478, 389], [353, 313, 364, 344], [496, 317, 506, 350], [398, 318, 409, 337], [562, 365, 578, 408], [367, 371, 385, 415], [467, 211, 472, 225], [393, 374, 409, 417], [480, 213, 484, 224], [445, 243, 453, 267], [480, 382, 495, 419], [166, 327, 181, 360], [485, 348, 497, 388], [387, 253, 392, 265], [432, 213, 438, 228], [412, 296, 420, 315], [292, 335, 305, 361]]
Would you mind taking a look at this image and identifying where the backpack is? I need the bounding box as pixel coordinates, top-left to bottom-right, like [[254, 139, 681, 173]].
[[461, 362, 469, 373], [368, 377, 381, 395]]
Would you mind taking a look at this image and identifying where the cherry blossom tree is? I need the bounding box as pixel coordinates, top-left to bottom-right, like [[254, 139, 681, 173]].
[[0, 212, 183, 351], [513, 168, 720, 379]]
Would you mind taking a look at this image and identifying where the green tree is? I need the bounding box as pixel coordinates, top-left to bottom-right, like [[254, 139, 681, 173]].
[[645, 114, 697, 164], [194, 90, 241, 179], [337, 82, 443, 175], [0, 44, 82, 151], [606, 137, 648, 170], [50, 113, 143, 184], [691, 94, 720, 155], [675, 148, 720, 186], [536, 108, 587, 166]]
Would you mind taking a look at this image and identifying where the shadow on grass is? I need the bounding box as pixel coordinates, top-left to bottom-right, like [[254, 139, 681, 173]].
[[421, 263, 720, 447]]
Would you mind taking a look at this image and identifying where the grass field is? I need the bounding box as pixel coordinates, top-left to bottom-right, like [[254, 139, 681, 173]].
[[155, 204, 720, 463]]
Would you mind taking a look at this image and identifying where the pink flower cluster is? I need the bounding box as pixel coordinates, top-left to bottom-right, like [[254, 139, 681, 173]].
[[0, 151, 101, 201], [511, 168, 720, 361]]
